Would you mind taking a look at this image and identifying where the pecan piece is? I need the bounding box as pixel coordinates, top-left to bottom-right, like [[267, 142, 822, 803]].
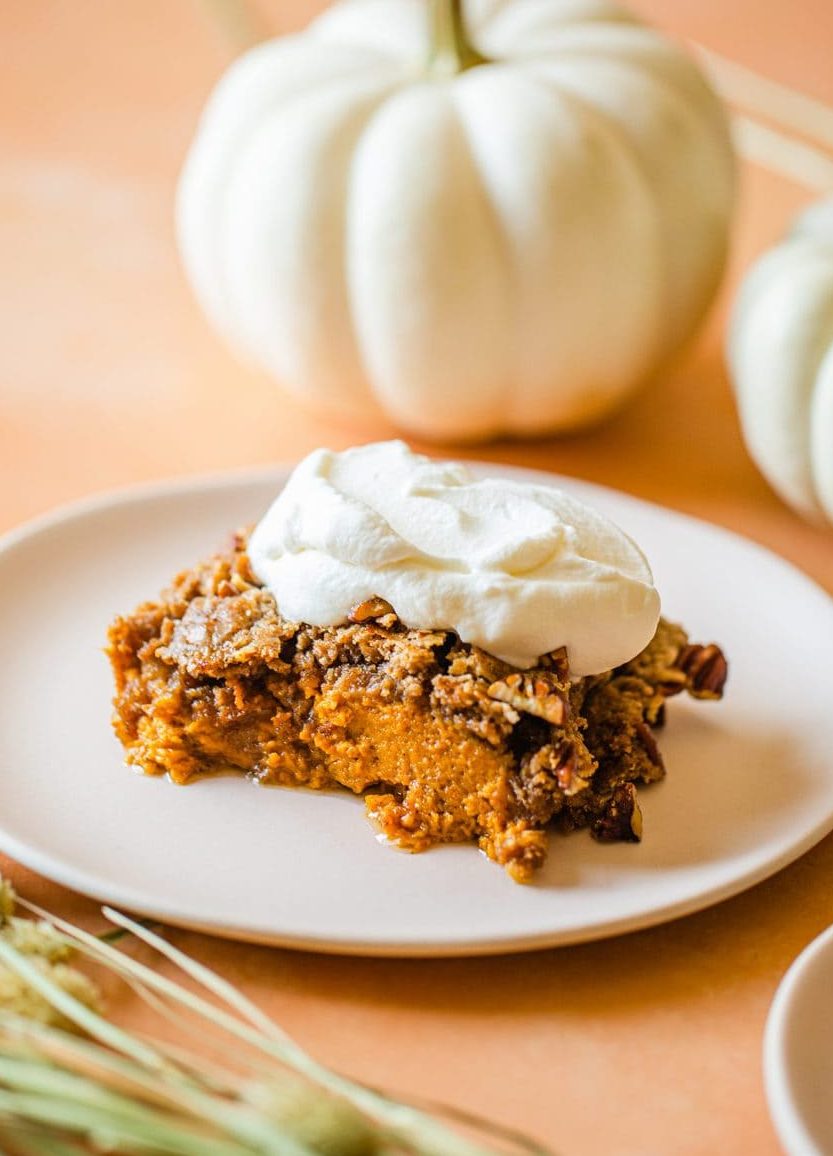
[[553, 741, 578, 792], [542, 646, 570, 680], [487, 672, 569, 726], [677, 643, 728, 700], [656, 669, 688, 698], [635, 720, 663, 769], [592, 783, 643, 843], [348, 597, 395, 624]]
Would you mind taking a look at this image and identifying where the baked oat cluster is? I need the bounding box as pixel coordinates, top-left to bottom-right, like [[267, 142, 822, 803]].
[[107, 533, 727, 882]]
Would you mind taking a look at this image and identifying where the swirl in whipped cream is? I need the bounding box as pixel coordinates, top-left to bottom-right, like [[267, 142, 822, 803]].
[[248, 441, 660, 675]]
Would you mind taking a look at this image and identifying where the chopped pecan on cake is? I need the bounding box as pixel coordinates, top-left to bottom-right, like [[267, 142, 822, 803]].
[[107, 535, 727, 883]]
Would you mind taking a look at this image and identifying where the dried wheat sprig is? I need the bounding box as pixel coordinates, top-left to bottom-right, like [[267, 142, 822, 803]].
[[0, 886, 550, 1156]]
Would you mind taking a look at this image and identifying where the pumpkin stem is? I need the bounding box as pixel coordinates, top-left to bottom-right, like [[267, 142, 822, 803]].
[[427, 0, 487, 76]]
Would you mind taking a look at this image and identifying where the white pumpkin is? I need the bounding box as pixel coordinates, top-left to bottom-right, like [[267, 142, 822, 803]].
[[729, 197, 833, 524], [178, 0, 735, 441]]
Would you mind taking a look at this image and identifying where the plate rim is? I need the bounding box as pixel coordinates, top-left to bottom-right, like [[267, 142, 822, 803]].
[[2, 462, 833, 957], [4, 817, 833, 959]]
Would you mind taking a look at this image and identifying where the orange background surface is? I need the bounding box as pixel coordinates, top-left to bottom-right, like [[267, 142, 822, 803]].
[[3, 3, 833, 1152]]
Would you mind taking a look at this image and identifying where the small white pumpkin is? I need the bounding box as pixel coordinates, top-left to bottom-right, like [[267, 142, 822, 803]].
[[178, 0, 735, 441], [729, 197, 833, 524]]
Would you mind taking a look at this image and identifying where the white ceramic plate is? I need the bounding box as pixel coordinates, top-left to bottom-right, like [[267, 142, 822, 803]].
[[765, 923, 833, 1156], [1, 464, 832, 957]]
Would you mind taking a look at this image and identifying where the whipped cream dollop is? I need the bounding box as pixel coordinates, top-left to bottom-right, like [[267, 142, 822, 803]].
[[248, 442, 660, 675]]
